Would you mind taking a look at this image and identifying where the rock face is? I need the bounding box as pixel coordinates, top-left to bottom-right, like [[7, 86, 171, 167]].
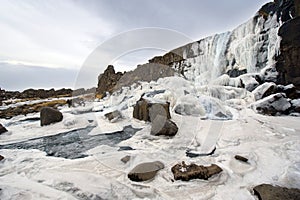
[[253, 184, 300, 200], [171, 162, 222, 181], [251, 93, 291, 115], [128, 161, 164, 182], [96, 65, 123, 98], [133, 98, 171, 122], [40, 107, 63, 126], [276, 16, 300, 89], [0, 123, 8, 134], [151, 115, 178, 136]]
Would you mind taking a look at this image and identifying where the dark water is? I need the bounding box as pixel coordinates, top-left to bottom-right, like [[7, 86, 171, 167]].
[[0, 125, 140, 159]]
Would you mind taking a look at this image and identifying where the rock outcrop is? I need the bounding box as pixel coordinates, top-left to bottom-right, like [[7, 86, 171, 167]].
[[96, 65, 123, 98], [133, 98, 171, 122], [0, 123, 8, 134], [128, 161, 164, 182], [276, 16, 300, 89], [171, 162, 222, 181], [253, 184, 300, 200], [40, 107, 63, 126]]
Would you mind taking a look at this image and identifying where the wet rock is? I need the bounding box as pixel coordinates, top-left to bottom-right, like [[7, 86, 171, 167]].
[[253, 184, 300, 200], [133, 98, 171, 122], [104, 110, 122, 122], [40, 107, 63, 126], [151, 115, 178, 136], [128, 161, 164, 182], [0, 123, 8, 134], [0, 155, 4, 161], [251, 93, 291, 115], [121, 155, 130, 164], [171, 162, 222, 181], [227, 69, 247, 78], [234, 155, 248, 163]]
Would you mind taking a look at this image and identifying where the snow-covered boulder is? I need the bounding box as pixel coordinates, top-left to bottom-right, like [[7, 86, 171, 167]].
[[198, 95, 233, 120], [252, 82, 277, 101], [239, 74, 260, 92], [251, 93, 291, 115], [104, 110, 122, 122], [291, 99, 300, 113], [174, 94, 205, 117]]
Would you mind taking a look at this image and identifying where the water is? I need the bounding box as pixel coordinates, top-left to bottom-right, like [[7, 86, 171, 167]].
[[0, 125, 141, 159]]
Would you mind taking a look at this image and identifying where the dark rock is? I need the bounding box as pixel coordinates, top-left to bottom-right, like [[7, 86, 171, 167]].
[[104, 110, 122, 122], [296, 0, 300, 16], [171, 162, 222, 181], [128, 161, 164, 182], [133, 98, 171, 122], [253, 184, 300, 200], [280, 84, 299, 99], [258, 0, 295, 22], [227, 69, 247, 78], [121, 155, 130, 164], [186, 147, 216, 158], [96, 65, 124, 98], [234, 155, 248, 163], [148, 50, 183, 66], [0, 155, 4, 161], [0, 123, 8, 134], [118, 146, 134, 151], [251, 93, 291, 115], [40, 107, 63, 126], [276, 17, 300, 90], [151, 116, 178, 136]]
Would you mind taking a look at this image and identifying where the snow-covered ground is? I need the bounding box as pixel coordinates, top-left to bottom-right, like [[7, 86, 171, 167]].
[[0, 76, 299, 200]]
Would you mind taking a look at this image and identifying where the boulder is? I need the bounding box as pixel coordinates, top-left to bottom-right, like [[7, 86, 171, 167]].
[[278, 84, 300, 99], [104, 110, 122, 122], [151, 115, 178, 136], [133, 98, 171, 122], [251, 93, 291, 115], [0, 123, 8, 134], [252, 82, 278, 101], [40, 107, 63, 126], [291, 99, 300, 113], [240, 75, 259, 92], [253, 184, 300, 200], [234, 155, 248, 163], [0, 155, 4, 161], [128, 161, 164, 182], [171, 162, 222, 181]]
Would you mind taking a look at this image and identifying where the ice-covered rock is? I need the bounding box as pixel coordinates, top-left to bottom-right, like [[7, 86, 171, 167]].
[[252, 82, 277, 101], [174, 94, 205, 117], [251, 93, 291, 115], [291, 99, 300, 113], [198, 95, 233, 119], [104, 110, 122, 122]]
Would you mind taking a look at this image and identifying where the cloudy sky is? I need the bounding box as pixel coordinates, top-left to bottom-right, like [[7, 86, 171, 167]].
[[0, 0, 270, 91]]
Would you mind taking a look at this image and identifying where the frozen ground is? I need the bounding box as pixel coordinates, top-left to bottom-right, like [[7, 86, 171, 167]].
[[0, 76, 299, 200]]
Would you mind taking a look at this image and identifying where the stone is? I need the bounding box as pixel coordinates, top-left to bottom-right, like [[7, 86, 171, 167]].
[[151, 115, 178, 136], [0, 123, 8, 134], [0, 155, 4, 161], [96, 65, 123, 98], [234, 155, 248, 163], [128, 161, 164, 182], [251, 93, 291, 115], [133, 98, 171, 122], [253, 184, 300, 200], [40, 107, 63, 126], [104, 110, 122, 122], [171, 162, 222, 181], [121, 155, 130, 164]]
